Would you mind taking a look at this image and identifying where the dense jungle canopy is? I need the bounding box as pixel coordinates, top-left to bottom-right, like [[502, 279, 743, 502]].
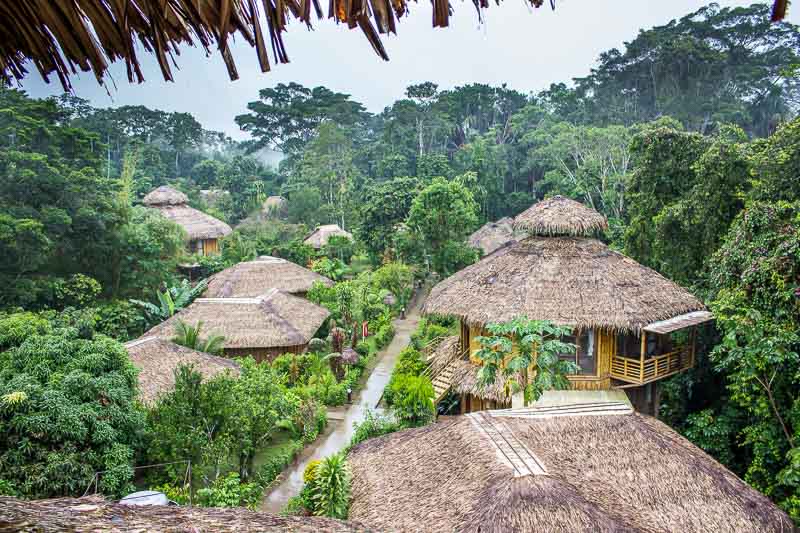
[[1, 1, 800, 524]]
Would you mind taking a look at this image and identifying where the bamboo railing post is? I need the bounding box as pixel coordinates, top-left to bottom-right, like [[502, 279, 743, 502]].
[[640, 332, 646, 383]]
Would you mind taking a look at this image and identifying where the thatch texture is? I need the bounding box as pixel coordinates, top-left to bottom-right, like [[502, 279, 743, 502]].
[[0, 495, 370, 532], [143, 186, 189, 206], [349, 409, 793, 532], [0, 0, 551, 91], [204, 256, 332, 298], [143, 187, 232, 240], [145, 288, 329, 351], [514, 195, 609, 237], [125, 337, 240, 405], [467, 217, 516, 256], [304, 224, 354, 249], [424, 236, 705, 334]]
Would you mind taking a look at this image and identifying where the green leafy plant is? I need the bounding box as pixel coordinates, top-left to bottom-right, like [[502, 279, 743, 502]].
[[130, 278, 208, 323], [172, 320, 225, 355], [474, 317, 578, 404], [312, 453, 351, 519], [389, 374, 435, 427]]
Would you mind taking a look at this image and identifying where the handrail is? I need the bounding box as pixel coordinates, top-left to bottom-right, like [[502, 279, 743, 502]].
[[610, 346, 692, 384]]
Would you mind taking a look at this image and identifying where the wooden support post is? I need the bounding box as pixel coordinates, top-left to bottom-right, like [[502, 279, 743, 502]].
[[640, 332, 646, 383]]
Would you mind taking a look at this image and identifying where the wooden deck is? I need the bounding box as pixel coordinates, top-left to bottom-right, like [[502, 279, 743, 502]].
[[610, 347, 693, 385]]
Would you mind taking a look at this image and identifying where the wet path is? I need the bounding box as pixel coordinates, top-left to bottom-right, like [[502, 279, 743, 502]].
[[261, 291, 424, 513]]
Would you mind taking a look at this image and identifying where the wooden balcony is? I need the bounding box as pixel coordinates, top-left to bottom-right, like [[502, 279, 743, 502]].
[[610, 347, 693, 385]]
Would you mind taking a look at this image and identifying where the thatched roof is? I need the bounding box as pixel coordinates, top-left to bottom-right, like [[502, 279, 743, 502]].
[[145, 288, 329, 350], [125, 337, 240, 405], [514, 195, 609, 237], [143, 186, 189, 206], [467, 217, 516, 256], [304, 224, 354, 249], [143, 187, 232, 240], [0, 0, 556, 91], [0, 495, 369, 532], [349, 407, 793, 532], [204, 256, 332, 297], [425, 199, 705, 333]]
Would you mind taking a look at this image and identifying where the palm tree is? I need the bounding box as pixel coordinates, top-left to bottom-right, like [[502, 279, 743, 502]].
[[173, 320, 225, 355]]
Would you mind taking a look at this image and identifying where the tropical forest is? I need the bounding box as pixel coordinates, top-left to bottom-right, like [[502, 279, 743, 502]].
[[0, 1, 799, 531]]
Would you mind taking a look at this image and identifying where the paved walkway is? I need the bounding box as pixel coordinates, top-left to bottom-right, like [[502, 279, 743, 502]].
[[261, 291, 424, 513]]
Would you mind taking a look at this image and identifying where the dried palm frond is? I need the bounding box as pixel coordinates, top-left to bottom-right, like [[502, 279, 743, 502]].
[[0, 0, 550, 90]]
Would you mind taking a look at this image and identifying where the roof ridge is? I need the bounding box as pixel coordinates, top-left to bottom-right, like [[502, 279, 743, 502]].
[[468, 412, 547, 477], [489, 401, 633, 419], [124, 336, 159, 348]]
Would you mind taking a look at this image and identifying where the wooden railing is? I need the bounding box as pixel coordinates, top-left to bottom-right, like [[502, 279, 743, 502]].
[[610, 347, 693, 385]]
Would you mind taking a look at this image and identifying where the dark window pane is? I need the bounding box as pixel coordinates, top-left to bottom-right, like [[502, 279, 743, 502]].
[[577, 330, 596, 375]]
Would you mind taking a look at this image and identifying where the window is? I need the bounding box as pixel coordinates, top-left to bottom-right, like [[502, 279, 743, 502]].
[[616, 333, 640, 357], [557, 330, 597, 376]]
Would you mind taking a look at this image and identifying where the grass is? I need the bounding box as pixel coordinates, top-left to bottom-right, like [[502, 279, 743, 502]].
[[252, 430, 296, 470]]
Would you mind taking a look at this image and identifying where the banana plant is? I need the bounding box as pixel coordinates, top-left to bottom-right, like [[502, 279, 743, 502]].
[[130, 278, 208, 323]]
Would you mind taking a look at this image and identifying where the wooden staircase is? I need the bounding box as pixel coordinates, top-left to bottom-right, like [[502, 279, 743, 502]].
[[431, 359, 457, 403]]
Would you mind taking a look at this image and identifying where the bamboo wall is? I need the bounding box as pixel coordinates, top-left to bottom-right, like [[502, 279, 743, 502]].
[[460, 323, 615, 391]]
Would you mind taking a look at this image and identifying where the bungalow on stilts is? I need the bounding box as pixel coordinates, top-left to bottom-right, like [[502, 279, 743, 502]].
[[424, 196, 713, 414]]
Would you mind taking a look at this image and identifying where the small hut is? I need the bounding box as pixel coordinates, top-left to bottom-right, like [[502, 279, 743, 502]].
[[125, 337, 240, 405], [263, 196, 289, 218], [144, 288, 330, 362], [204, 256, 332, 298], [348, 405, 793, 532], [467, 216, 516, 255], [143, 186, 231, 255], [0, 495, 366, 532], [304, 224, 353, 250], [424, 196, 713, 414]]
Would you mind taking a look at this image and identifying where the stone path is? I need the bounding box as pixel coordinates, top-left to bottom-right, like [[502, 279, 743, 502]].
[[260, 291, 424, 513]]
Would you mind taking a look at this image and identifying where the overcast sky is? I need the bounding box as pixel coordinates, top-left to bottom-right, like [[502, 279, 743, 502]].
[[20, 1, 799, 140]]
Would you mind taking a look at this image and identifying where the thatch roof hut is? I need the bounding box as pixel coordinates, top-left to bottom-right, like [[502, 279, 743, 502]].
[[144, 288, 330, 361], [304, 224, 354, 249], [204, 256, 332, 298], [125, 336, 240, 405], [143, 186, 232, 254], [0, 495, 369, 532], [467, 217, 516, 255], [425, 196, 703, 334], [349, 406, 793, 532]]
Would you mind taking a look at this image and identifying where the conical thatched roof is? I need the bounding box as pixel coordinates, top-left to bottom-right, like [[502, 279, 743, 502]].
[[304, 224, 354, 249], [204, 256, 333, 298], [125, 337, 240, 405], [142, 186, 189, 206], [0, 495, 369, 532], [349, 408, 793, 532], [467, 217, 516, 255], [514, 195, 608, 237], [426, 197, 704, 333], [263, 196, 288, 216], [425, 236, 704, 333], [143, 186, 232, 240], [145, 288, 329, 350]]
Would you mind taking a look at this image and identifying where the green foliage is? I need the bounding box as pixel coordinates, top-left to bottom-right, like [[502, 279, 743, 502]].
[[196, 472, 263, 509], [130, 278, 207, 325], [403, 176, 480, 276], [384, 347, 427, 407], [0, 329, 144, 498], [172, 320, 225, 355], [0, 312, 52, 351], [356, 177, 422, 262], [388, 374, 435, 427], [475, 317, 578, 404], [147, 359, 294, 487], [311, 453, 351, 519], [311, 257, 347, 281], [704, 201, 800, 513], [347, 410, 403, 452], [683, 407, 739, 468]]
